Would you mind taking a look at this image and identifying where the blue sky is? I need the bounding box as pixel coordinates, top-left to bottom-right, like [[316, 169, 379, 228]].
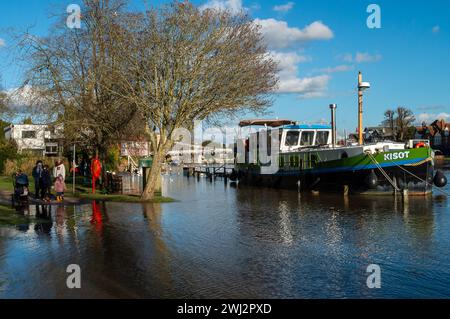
[[1, 0, 449, 132]]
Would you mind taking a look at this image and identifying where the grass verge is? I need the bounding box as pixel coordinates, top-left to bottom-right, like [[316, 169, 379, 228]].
[[74, 193, 175, 203], [1, 176, 174, 204]]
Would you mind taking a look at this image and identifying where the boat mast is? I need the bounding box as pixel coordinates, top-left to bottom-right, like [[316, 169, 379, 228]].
[[357, 71, 371, 145], [358, 72, 363, 145]]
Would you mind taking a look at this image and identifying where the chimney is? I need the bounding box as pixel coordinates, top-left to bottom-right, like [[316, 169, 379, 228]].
[[330, 104, 337, 147]]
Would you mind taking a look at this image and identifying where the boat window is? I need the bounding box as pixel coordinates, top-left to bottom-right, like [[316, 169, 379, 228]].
[[285, 131, 300, 147], [316, 131, 329, 145], [300, 131, 315, 146]]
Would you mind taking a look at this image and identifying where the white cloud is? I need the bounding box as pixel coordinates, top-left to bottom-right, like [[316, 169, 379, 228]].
[[271, 51, 311, 75], [200, 0, 245, 14], [0, 38, 5, 48], [273, 2, 295, 12], [317, 64, 354, 73], [270, 51, 329, 98], [340, 52, 382, 63], [417, 105, 446, 111], [355, 52, 382, 63], [432, 25, 440, 34], [341, 53, 353, 63], [255, 19, 334, 49], [249, 3, 261, 11], [418, 112, 450, 123], [277, 75, 330, 96]]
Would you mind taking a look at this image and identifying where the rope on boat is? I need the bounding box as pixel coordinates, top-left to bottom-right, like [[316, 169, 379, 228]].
[[365, 152, 400, 192], [388, 159, 450, 197], [404, 157, 433, 167]]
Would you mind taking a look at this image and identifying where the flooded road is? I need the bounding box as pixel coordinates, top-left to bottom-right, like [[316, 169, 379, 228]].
[[1, 170, 450, 299]]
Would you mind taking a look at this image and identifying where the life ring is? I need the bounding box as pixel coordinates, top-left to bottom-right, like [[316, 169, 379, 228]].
[[415, 142, 426, 148]]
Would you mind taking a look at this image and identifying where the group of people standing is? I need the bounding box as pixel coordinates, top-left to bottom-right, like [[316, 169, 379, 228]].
[[32, 160, 67, 202]]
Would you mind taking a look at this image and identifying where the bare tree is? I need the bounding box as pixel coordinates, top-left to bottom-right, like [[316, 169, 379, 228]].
[[114, 2, 278, 199], [0, 92, 7, 117], [396, 107, 415, 141], [19, 0, 140, 159], [383, 109, 396, 139], [0, 75, 9, 118]]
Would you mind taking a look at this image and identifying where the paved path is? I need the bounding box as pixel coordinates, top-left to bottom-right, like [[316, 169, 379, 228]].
[[0, 190, 92, 207]]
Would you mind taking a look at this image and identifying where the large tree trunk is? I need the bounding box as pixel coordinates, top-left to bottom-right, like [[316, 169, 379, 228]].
[[141, 149, 164, 200]]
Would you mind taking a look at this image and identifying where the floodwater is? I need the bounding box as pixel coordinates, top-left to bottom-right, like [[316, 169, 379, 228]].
[[1, 169, 450, 299]]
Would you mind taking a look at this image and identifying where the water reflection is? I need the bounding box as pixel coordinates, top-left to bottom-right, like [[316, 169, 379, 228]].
[[0, 171, 449, 298], [34, 205, 53, 235]]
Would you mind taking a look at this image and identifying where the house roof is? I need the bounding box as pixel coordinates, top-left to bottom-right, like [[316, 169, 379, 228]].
[[416, 119, 450, 137]]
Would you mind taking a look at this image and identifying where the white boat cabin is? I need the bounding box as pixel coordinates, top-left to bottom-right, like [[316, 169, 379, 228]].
[[279, 125, 332, 153]]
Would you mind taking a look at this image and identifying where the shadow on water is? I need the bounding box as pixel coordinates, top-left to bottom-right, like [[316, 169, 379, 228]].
[[0, 170, 449, 298]]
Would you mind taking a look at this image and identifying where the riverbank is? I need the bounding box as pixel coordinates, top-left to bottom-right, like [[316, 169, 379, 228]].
[[0, 175, 174, 205]]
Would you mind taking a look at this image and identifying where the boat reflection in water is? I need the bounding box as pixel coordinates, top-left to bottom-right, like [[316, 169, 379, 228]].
[[0, 173, 449, 298]]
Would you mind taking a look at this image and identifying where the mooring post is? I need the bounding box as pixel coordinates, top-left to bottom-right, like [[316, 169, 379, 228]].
[[402, 189, 409, 205], [393, 177, 398, 196], [344, 185, 349, 196], [403, 189, 410, 216], [403, 189, 409, 200]]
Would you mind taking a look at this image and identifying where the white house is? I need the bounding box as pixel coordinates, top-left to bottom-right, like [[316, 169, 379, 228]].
[[4, 124, 64, 157]]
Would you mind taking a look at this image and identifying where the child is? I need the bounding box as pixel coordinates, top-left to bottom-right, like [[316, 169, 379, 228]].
[[55, 174, 66, 202]]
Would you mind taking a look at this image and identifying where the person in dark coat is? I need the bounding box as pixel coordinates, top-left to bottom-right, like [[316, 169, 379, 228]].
[[41, 165, 52, 201], [32, 160, 44, 199]]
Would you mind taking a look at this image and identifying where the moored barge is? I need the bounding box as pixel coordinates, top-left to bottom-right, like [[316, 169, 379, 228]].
[[233, 72, 447, 196]]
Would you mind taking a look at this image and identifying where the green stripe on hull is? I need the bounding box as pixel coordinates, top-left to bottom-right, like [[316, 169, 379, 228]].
[[313, 148, 431, 173], [238, 147, 432, 174]]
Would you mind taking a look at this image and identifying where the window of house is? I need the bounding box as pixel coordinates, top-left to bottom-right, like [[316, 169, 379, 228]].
[[300, 131, 315, 146], [45, 145, 58, 154], [22, 131, 37, 139], [316, 131, 330, 145], [285, 131, 300, 147]]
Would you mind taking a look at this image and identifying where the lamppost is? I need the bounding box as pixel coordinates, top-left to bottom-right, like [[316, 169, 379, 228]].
[[70, 144, 77, 195], [358, 71, 371, 145]]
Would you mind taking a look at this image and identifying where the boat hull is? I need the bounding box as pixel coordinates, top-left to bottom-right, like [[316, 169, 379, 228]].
[[236, 148, 434, 195]]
